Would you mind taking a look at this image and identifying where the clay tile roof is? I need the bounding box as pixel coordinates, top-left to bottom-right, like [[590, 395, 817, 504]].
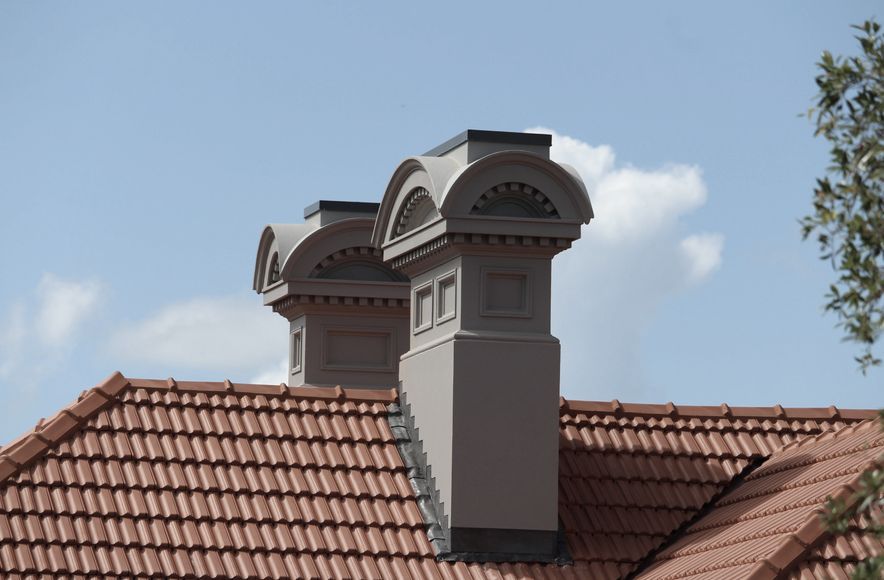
[[557, 400, 878, 578], [0, 374, 878, 579], [785, 512, 884, 579], [634, 419, 883, 580]]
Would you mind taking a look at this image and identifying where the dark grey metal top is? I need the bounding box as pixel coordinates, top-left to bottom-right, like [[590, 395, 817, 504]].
[[303, 200, 381, 219], [423, 130, 552, 157]]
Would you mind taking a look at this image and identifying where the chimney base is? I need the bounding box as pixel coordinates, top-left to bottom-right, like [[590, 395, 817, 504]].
[[387, 401, 571, 564], [447, 527, 561, 561]]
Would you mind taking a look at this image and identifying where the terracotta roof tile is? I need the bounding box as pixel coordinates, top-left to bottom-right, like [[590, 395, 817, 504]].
[[784, 511, 884, 580], [635, 420, 883, 580], [0, 374, 877, 578]]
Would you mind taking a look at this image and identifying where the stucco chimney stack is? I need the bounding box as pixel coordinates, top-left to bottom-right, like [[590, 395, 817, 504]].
[[254, 201, 410, 388], [373, 130, 593, 560]]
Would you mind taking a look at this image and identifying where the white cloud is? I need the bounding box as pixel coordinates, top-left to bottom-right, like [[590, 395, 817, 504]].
[[2, 274, 288, 392], [35, 273, 102, 346], [530, 128, 724, 400], [109, 295, 288, 377], [536, 131, 616, 183], [0, 274, 102, 396], [531, 127, 708, 244], [589, 164, 707, 243], [680, 233, 724, 283], [250, 357, 289, 385]]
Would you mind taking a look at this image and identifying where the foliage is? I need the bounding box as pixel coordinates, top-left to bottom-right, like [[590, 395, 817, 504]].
[[821, 410, 884, 580], [808, 21, 884, 580], [802, 20, 884, 372]]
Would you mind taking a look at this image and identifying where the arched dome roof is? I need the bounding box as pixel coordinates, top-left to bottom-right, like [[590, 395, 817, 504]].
[[372, 149, 593, 249], [254, 218, 406, 294]]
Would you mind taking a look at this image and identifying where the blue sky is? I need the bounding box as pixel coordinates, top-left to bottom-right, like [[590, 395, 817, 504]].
[[0, 2, 881, 444]]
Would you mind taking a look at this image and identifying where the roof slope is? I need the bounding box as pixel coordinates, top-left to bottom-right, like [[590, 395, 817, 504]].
[[0, 375, 877, 579], [558, 400, 875, 579], [635, 419, 883, 580], [786, 512, 884, 580]]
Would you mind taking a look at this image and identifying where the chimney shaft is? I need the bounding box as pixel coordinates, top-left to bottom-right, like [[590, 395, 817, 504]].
[[373, 130, 593, 560], [254, 201, 410, 388]]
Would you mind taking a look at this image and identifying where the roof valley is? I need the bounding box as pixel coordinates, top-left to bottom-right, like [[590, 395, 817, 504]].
[[626, 454, 769, 579], [0, 373, 877, 579]]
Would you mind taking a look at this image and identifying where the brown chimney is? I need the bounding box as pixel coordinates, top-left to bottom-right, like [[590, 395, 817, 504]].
[[254, 201, 410, 388], [373, 130, 593, 560]]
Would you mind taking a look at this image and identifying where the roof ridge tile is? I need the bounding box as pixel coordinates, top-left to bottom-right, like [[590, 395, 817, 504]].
[[561, 400, 877, 422], [0, 372, 130, 486], [126, 377, 397, 404]]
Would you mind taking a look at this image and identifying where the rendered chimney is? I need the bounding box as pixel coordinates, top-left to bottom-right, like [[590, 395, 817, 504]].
[[253, 201, 410, 388], [373, 130, 593, 560]]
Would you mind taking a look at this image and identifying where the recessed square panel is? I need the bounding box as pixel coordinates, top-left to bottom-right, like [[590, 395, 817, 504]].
[[290, 328, 302, 373], [481, 269, 532, 318], [413, 282, 433, 334], [323, 329, 392, 370], [436, 270, 457, 324]]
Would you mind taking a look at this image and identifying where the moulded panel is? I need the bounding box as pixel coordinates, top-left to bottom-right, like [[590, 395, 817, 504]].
[[290, 328, 303, 373], [320, 327, 395, 372], [289, 316, 307, 386], [413, 282, 433, 334], [435, 270, 457, 324], [480, 268, 532, 318]]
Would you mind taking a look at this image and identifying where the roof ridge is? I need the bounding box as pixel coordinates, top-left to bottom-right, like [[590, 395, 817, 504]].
[[559, 398, 876, 421], [744, 421, 883, 579], [765, 417, 878, 457], [0, 373, 400, 488], [126, 377, 398, 403], [0, 371, 130, 485]]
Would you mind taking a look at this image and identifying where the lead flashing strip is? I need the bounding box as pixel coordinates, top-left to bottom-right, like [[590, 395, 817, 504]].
[[386, 402, 572, 565], [386, 402, 448, 556]]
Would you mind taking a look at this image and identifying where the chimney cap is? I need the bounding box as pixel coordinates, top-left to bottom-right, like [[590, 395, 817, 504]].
[[303, 200, 380, 219], [423, 129, 551, 158]]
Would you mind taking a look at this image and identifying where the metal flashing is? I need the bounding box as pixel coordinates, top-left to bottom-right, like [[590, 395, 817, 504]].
[[302, 200, 380, 219], [387, 401, 572, 565], [441, 528, 571, 565], [423, 129, 552, 157], [386, 401, 449, 555]]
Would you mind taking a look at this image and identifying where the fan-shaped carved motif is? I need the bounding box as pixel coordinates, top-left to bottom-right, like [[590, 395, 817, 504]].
[[470, 182, 560, 219], [310, 246, 407, 282], [392, 188, 439, 239], [267, 252, 280, 285]]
